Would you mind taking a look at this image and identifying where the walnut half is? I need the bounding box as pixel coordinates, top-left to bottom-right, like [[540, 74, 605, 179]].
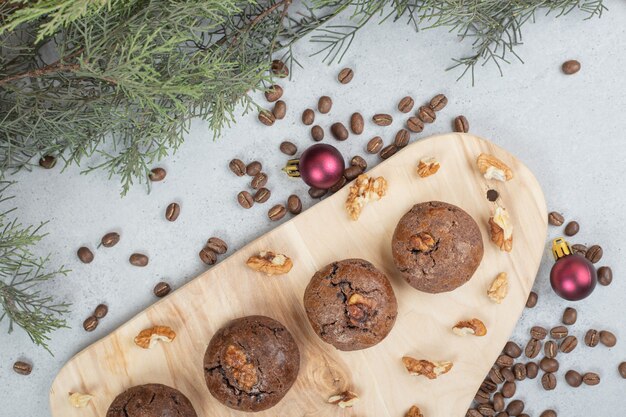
[[345, 174, 388, 220], [453, 318, 487, 336], [489, 207, 513, 252], [476, 153, 513, 181], [328, 390, 359, 408], [223, 344, 257, 391], [406, 405, 425, 417], [245, 251, 293, 275], [68, 392, 94, 408], [134, 325, 176, 349], [417, 157, 440, 178], [488, 272, 509, 304], [402, 356, 453, 379]]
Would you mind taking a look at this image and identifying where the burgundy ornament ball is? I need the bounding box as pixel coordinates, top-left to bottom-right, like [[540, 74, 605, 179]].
[[550, 238, 597, 301], [298, 144, 345, 189]]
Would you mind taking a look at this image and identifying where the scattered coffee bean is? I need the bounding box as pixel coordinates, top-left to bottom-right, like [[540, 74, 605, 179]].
[[585, 329, 599, 347], [366, 136, 383, 154], [77, 247, 94, 264], [540, 410, 557, 417], [466, 410, 481, 417], [398, 96, 415, 113], [513, 363, 526, 380], [206, 237, 228, 254], [379, 144, 398, 160], [544, 340, 558, 358], [526, 291, 538, 308], [372, 113, 393, 126], [564, 220, 579, 236], [501, 366, 515, 383], [308, 187, 327, 199], [501, 381, 516, 398], [264, 84, 283, 102], [519, 414, 530, 417], [344, 165, 363, 181], [149, 167, 166, 181], [406, 116, 424, 133], [272, 100, 286, 119], [253, 187, 271, 203], [279, 141, 297, 156], [530, 326, 548, 340], [618, 362, 626, 378], [94, 304, 108, 319], [486, 189, 499, 202], [318, 96, 332, 113], [38, 155, 57, 169], [571, 243, 587, 256], [474, 389, 490, 404], [477, 404, 495, 416], [550, 326, 568, 339], [506, 400, 524, 416], [454, 115, 469, 133], [548, 211, 564, 226], [349, 112, 365, 135], [503, 341, 522, 358], [302, 108, 315, 125], [565, 369, 583, 387], [331, 122, 349, 141], [394, 129, 410, 148], [251, 172, 268, 190], [585, 244, 602, 263], [153, 281, 171, 297], [258, 109, 275, 126], [489, 367, 505, 384], [229, 159, 246, 176], [165, 202, 180, 222], [351, 155, 367, 171], [246, 161, 262, 176], [199, 247, 217, 265], [496, 355, 514, 367], [237, 191, 254, 209], [12, 361, 32, 375], [129, 253, 149, 267], [328, 176, 347, 194], [480, 378, 496, 392], [541, 372, 557, 390], [268, 204, 287, 221], [271, 59, 288, 77], [562, 307, 577, 325], [287, 194, 302, 214], [560, 335, 578, 353], [599, 330, 617, 347], [83, 315, 98, 332], [417, 106, 436, 123], [493, 392, 505, 412], [582, 372, 600, 385], [311, 125, 324, 141], [562, 59, 581, 75], [540, 357, 559, 373], [526, 362, 539, 379], [597, 266, 612, 286], [338, 67, 354, 84], [101, 232, 120, 248], [429, 93, 448, 111], [525, 338, 541, 359]]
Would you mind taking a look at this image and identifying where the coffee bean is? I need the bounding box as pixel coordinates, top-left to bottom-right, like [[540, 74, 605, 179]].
[[331, 122, 349, 141], [149, 167, 166, 181], [599, 330, 617, 347], [562, 59, 581, 75], [486, 189, 499, 202], [279, 141, 297, 156], [525, 338, 541, 359], [366, 136, 383, 154], [251, 172, 268, 190], [565, 369, 582, 387], [39, 155, 57, 169], [585, 329, 599, 347], [582, 372, 600, 385], [550, 326, 568, 339], [398, 96, 415, 113], [268, 204, 287, 221], [506, 400, 524, 416], [13, 361, 32, 375], [351, 155, 367, 171], [271, 59, 288, 77], [379, 144, 398, 160], [480, 378, 496, 393], [562, 307, 577, 325], [501, 381, 516, 398], [308, 187, 327, 199], [287, 194, 302, 214], [264, 84, 283, 102], [501, 367, 515, 382], [526, 362, 538, 379], [541, 372, 557, 390], [540, 357, 559, 373], [548, 211, 564, 226], [564, 220, 579, 236], [544, 340, 558, 358], [228, 159, 246, 176], [206, 237, 228, 254], [513, 363, 526, 380], [246, 161, 262, 176], [129, 253, 149, 267], [372, 114, 393, 126], [560, 335, 578, 353], [311, 125, 324, 141], [165, 202, 180, 222], [466, 410, 482, 417], [489, 367, 505, 384], [258, 109, 275, 126], [525, 291, 538, 308], [571, 243, 587, 256], [474, 389, 490, 404], [199, 247, 217, 265], [253, 187, 271, 203], [94, 303, 108, 319], [493, 393, 504, 412], [406, 116, 424, 133], [619, 362, 626, 378], [454, 115, 469, 133], [429, 94, 448, 111], [394, 129, 410, 148], [272, 100, 286, 119], [530, 326, 548, 340], [318, 96, 332, 113], [302, 108, 315, 125], [540, 410, 557, 417], [585, 244, 602, 263], [503, 341, 522, 358], [237, 191, 254, 209], [77, 247, 94, 264], [350, 112, 364, 134], [83, 315, 98, 332], [477, 404, 495, 416], [338, 67, 354, 84], [597, 266, 612, 286], [101, 232, 120, 248], [496, 355, 514, 367], [344, 165, 363, 181], [417, 106, 436, 123], [153, 281, 171, 297], [328, 176, 347, 194]]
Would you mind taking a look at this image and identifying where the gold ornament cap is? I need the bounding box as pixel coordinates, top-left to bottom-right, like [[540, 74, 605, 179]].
[[282, 159, 301, 177], [552, 237, 572, 260]]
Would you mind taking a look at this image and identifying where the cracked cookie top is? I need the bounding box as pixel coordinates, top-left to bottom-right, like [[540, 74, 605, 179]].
[[303, 259, 398, 351], [203, 315, 300, 412], [106, 383, 197, 417], [391, 201, 484, 293]]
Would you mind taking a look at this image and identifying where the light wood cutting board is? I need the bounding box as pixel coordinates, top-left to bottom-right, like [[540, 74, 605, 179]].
[[50, 133, 547, 417]]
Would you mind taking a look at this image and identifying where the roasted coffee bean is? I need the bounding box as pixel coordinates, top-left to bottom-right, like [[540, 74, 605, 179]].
[[251, 172, 268, 190], [544, 340, 558, 358], [599, 330, 617, 347], [331, 122, 349, 141], [379, 144, 398, 160], [582, 372, 600, 385], [311, 125, 324, 141], [246, 161, 262, 176], [513, 363, 526, 380], [366, 136, 383, 154], [496, 355, 514, 369], [526, 291, 538, 308], [481, 379, 497, 393], [564, 220, 579, 236], [562, 59, 581, 75], [237, 191, 254, 209], [467, 410, 482, 417], [519, 414, 530, 417], [351, 155, 367, 171], [585, 245, 603, 263], [398, 96, 415, 113], [350, 112, 364, 134], [272, 100, 286, 119], [506, 400, 524, 416], [338, 67, 354, 84], [474, 389, 490, 404], [165, 202, 180, 222], [302, 108, 315, 125], [493, 393, 505, 412], [503, 341, 522, 358], [501, 381, 516, 398], [229, 159, 246, 176], [268, 204, 287, 221], [344, 165, 363, 181], [597, 266, 613, 286], [541, 372, 556, 390], [550, 326, 568, 339], [199, 247, 217, 265], [394, 129, 410, 148], [264, 84, 283, 102], [149, 167, 166, 181], [253, 187, 271, 203], [540, 411, 557, 417], [328, 176, 347, 194], [562, 307, 577, 325], [271, 59, 288, 77], [565, 369, 582, 387], [206, 237, 228, 254], [38, 155, 57, 169], [619, 362, 626, 378], [287, 194, 302, 214], [129, 253, 149, 267], [530, 326, 547, 340], [258, 109, 275, 126], [308, 187, 327, 199], [488, 367, 505, 384], [501, 367, 515, 382], [560, 335, 578, 353], [417, 106, 436, 123], [372, 113, 393, 126], [548, 211, 564, 226], [429, 93, 448, 111], [486, 189, 499, 202], [318, 96, 332, 113], [77, 247, 94, 264], [94, 303, 108, 319], [477, 404, 495, 416], [585, 329, 599, 347], [153, 281, 171, 297], [540, 357, 559, 373], [83, 315, 98, 332], [101, 232, 120, 248], [525, 338, 541, 359], [571, 243, 587, 256], [406, 116, 425, 133], [13, 361, 32, 375], [526, 362, 539, 379], [454, 115, 469, 133], [279, 141, 297, 156]]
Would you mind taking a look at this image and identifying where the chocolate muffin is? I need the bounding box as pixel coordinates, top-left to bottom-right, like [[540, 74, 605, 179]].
[[106, 383, 197, 417], [391, 201, 484, 293], [303, 259, 398, 351], [203, 315, 300, 412]]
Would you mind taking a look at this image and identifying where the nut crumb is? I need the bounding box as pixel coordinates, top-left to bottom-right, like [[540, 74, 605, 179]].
[[488, 272, 509, 303], [417, 157, 440, 178], [453, 318, 487, 336], [489, 206, 513, 252], [134, 325, 176, 349], [69, 392, 94, 408], [245, 251, 293, 275], [328, 390, 359, 408], [345, 174, 388, 220], [402, 356, 453, 379], [476, 153, 513, 181], [406, 405, 425, 417]]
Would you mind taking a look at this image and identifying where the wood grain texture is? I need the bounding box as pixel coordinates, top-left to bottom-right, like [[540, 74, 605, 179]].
[[50, 133, 547, 417]]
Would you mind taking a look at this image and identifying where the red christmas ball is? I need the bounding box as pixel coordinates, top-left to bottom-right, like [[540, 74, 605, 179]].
[[298, 144, 345, 189], [550, 253, 596, 301]]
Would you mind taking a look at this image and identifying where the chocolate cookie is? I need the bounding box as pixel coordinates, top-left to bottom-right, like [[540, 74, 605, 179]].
[[392, 201, 484, 293], [203, 315, 300, 412], [303, 259, 398, 351], [106, 383, 197, 417]]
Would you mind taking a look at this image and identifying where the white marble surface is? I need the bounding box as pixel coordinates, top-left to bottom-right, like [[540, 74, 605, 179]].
[[2, 4, 626, 417]]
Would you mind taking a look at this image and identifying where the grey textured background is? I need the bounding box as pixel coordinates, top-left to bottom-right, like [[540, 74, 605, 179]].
[[2, 4, 626, 417]]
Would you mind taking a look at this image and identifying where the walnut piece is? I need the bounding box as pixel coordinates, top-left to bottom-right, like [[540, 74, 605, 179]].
[[453, 318, 488, 336], [406, 405, 425, 417], [134, 325, 176, 349], [417, 157, 440, 178], [488, 272, 509, 304], [489, 207, 513, 252], [346, 293, 377, 326], [223, 344, 257, 391], [345, 174, 388, 220], [410, 232, 436, 252], [402, 356, 453, 379], [476, 153, 513, 181], [245, 251, 293, 275], [69, 392, 94, 408], [328, 391, 359, 408]]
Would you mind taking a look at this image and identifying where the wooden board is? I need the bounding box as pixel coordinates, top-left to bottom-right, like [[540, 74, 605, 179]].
[[50, 133, 547, 417]]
